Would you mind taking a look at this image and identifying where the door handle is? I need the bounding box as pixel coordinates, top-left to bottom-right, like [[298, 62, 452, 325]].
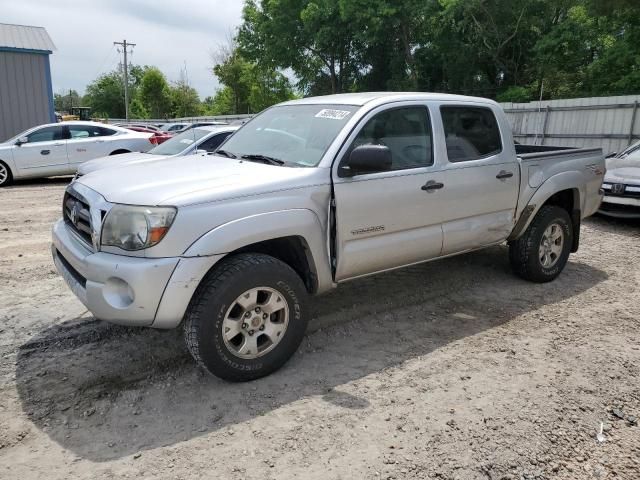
[[40, 150, 50, 155], [421, 180, 444, 192], [496, 170, 514, 180], [53, 142, 65, 146]]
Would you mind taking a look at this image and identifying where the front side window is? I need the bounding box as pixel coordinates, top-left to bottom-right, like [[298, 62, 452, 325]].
[[347, 106, 433, 171], [26, 126, 65, 143], [220, 104, 360, 167], [441, 106, 502, 162]]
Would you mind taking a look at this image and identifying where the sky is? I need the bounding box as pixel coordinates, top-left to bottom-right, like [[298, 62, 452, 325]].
[[2, 0, 245, 99]]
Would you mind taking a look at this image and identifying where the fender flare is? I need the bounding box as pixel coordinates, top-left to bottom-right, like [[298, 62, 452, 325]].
[[509, 171, 584, 243], [183, 208, 333, 293]]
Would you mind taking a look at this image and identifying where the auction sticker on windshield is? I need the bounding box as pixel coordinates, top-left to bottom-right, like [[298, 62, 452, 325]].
[[315, 109, 352, 120]]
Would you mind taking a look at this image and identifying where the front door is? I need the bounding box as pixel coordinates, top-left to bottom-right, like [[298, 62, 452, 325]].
[[11, 125, 68, 173], [332, 104, 444, 281]]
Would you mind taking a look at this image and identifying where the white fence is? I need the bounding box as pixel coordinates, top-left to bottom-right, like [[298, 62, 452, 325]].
[[500, 95, 640, 155]]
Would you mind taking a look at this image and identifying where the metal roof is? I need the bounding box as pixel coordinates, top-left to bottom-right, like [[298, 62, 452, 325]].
[[0, 23, 56, 53], [282, 92, 498, 107]]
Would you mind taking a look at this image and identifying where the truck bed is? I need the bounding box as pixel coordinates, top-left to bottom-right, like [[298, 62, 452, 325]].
[[515, 144, 603, 160]]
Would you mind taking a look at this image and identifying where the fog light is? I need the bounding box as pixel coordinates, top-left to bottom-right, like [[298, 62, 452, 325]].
[[103, 277, 135, 309]]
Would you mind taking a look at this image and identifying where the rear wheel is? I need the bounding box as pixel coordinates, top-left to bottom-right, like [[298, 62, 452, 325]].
[[509, 205, 573, 283], [183, 253, 308, 381], [0, 161, 12, 187]]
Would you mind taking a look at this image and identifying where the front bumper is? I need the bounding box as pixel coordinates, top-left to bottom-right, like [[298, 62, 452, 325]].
[[598, 195, 640, 218], [52, 219, 180, 326]]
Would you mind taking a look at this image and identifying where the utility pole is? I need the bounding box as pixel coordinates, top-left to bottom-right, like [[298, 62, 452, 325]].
[[114, 39, 136, 121]]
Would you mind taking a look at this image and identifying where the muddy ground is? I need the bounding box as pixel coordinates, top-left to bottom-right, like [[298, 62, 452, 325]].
[[0, 178, 638, 480]]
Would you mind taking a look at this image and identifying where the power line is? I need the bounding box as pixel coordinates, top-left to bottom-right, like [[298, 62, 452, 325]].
[[114, 39, 136, 121]]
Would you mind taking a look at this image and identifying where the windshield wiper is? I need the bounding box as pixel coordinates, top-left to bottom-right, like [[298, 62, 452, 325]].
[[240, 154, 285, 166], [214, 149, 237, 159]]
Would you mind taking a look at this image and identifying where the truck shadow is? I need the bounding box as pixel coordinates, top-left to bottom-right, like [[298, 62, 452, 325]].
[[15, 245, 607, 461]]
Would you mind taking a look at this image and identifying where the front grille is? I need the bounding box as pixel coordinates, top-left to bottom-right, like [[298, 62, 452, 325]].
[[602, 183, 640, 199], [63, 191, 93, 247]]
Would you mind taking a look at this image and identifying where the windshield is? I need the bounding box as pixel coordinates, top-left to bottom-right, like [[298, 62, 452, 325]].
[[219, 104, 359, 167], [148, 128, 210, 155]]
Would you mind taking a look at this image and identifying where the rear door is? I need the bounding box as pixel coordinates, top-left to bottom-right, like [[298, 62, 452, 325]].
[[11, 125, 68, 172], [435, 104, 519, 255], [332, 103, 444, 281], [67, 124, 118, 167]]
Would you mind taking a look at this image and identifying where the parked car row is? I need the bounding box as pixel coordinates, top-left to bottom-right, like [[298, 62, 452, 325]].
[[0, 122, 156, 187]]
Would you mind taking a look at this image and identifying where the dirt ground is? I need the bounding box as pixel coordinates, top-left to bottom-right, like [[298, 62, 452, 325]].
[[0, 178, 639, 480]]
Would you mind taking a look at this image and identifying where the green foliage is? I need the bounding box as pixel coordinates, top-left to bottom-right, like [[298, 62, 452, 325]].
[[137, 67, 172, 118], [236, 0, 640, 100], [496, 86, 533, 103], [84, 71, 126, 118], [53, 90, 82, 112], [210, 41, 296, 114], [170, 78, 202, 117]]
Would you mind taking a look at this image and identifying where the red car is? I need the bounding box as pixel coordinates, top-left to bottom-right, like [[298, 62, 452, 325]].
[[118, 125, 173, 145]]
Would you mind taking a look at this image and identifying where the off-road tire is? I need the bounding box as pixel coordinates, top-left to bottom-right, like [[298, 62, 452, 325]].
[[183, 253, 308, 382], [509, 205, 573, 283]]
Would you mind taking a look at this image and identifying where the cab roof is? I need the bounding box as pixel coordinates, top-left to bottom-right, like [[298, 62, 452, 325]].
[[281, 92, 498, 107]]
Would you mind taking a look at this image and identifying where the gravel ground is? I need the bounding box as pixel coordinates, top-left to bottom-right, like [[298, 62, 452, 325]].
[[0, 178, 639, 480]]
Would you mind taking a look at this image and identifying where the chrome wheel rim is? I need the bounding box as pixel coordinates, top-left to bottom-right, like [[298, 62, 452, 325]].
[[0, 164, 7, 184], [539, 223, 564, 268], [222, 286, 289, 359]]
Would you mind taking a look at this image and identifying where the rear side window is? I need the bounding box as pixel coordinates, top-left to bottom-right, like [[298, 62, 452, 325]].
[[199, 132, 232, 152], [68, 125, 117, 138], [441, 106, 502, 162]]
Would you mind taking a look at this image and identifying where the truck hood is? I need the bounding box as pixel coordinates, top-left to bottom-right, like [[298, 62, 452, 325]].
[[78, 152, 162, 175], [77, 154, 325, 206]]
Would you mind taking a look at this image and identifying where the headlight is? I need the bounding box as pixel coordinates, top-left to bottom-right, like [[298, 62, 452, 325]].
[[101, 205, 176, 251]]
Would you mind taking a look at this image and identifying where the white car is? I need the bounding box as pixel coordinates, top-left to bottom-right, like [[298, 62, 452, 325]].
[[599, 141, 640, 218], [76, 125, 239, 177], [0, 121, 154, 187]]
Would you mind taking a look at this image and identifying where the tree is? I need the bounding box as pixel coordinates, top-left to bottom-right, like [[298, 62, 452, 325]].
[[239, 0, 360, 94], [84, 71, 125, 118], [53, 89, 82, 112], [169, 70, 202, 117], [210, 38, 296, 114], [137, 67, 172, 118]]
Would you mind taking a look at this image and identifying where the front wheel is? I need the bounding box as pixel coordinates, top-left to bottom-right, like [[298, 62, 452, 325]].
[[183, 253, 308, 381], [509, 205, 573, 283], [0, 161, 12, 187]]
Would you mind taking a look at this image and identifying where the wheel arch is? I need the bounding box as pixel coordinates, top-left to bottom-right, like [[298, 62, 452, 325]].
[[185, 209, 333, 293], [0, 158, 15, 186], [510, 172, 584, 252], [109, 149, 131, 155]]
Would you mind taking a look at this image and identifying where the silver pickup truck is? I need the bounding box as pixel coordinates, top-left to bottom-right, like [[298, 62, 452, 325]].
[[52, 93, 604, 381]]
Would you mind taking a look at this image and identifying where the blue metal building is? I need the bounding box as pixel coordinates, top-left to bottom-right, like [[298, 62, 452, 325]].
[[0, 23, 56, 141]]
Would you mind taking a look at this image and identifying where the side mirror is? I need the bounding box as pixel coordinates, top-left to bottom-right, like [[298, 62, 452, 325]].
[[341, 144, 392, 176], [16, 136, 28, 146]]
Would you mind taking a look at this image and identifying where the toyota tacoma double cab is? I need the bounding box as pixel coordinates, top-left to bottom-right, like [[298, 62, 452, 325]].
[[52, 93, 605, 381]]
